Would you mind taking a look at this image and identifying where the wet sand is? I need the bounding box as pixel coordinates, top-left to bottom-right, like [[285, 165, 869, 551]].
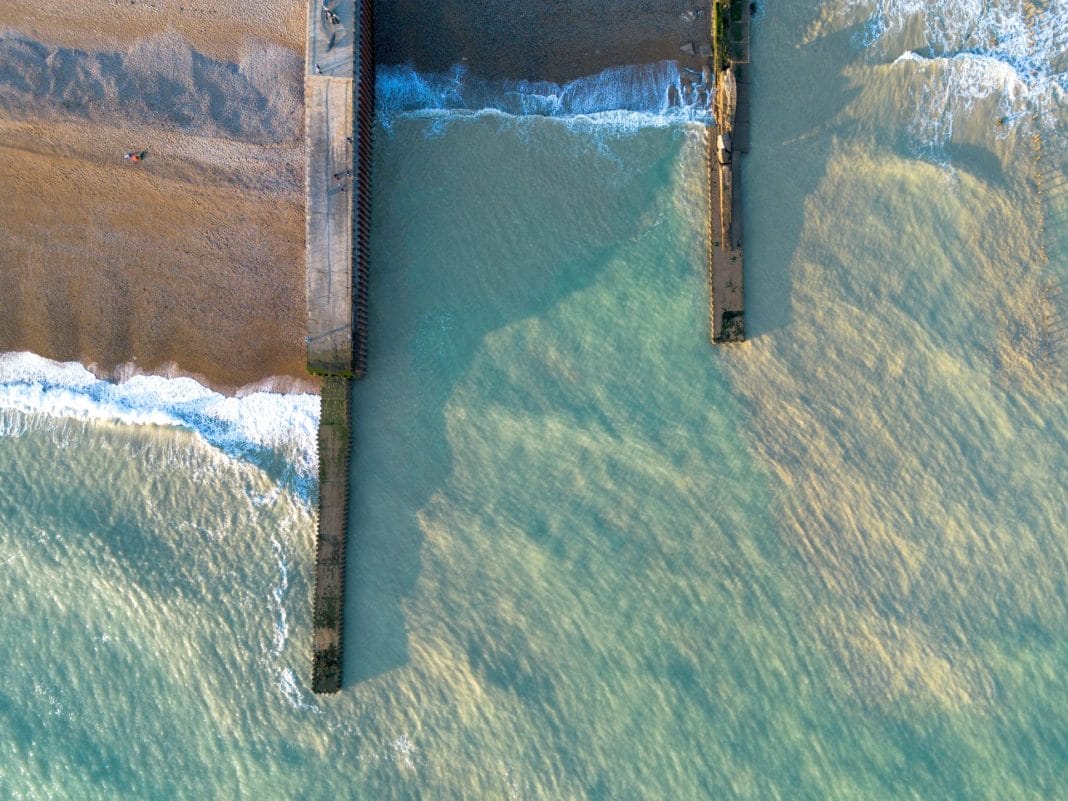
[[375, 0, 713, 82], [0, 1, 711, 393]]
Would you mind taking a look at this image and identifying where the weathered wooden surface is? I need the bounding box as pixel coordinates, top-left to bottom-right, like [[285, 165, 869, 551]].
[[306, 0, 376, 695], [312, 376, 351, 694], [352, 0, 375, 379], [708, 0, 746, 344], [306, 75, 355, 376], [708, 143, 745, 343]]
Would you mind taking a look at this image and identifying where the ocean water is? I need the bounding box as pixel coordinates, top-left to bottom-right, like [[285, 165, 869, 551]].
[[1, 1, 1066, 799]]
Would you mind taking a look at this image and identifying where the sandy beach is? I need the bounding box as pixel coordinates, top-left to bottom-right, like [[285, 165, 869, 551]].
[[0, 0, 304, 63], [0, 1, 710, 393], [0, 1, 308, 393], [375, 0, 713, 82]]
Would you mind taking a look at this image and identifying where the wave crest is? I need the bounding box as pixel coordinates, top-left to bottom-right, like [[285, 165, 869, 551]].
[[845, 0, 1067, 154], [375, 61, 712, 131], [0, 352, 319, 495]]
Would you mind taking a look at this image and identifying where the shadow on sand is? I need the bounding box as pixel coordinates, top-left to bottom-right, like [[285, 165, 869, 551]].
[[0, 32, 300, 143]]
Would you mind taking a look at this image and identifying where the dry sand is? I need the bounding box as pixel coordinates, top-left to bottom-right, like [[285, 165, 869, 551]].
[[0, 1, 309, 393], [0, 0, 304, 64], [0, 117, 306, 392], [0, 1, 710, 393]]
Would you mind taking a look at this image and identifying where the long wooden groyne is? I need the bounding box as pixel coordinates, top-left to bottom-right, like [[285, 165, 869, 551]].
[[708, 0, 749, 343], [305, 0, 375, 694]]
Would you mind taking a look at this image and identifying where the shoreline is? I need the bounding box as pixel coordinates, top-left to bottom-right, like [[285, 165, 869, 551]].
[[0, 2, 309, 399], [374, 0, 713, 84], [1, 1, 713, 396], [0, 349, 320, 399], [91, 359, 322, 398], [0, 349, 322, 498]]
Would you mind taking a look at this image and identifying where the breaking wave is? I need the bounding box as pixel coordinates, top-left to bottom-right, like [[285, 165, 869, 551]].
[[375, 61, 712, 132], [846, 0, 1067, 154], [0, 352, 319, 495]]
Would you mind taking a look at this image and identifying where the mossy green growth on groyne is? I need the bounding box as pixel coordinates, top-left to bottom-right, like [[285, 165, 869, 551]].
[[713, 0, 730, 74], [311, 375, 352, 694], [305, 0, 377, 694], [708, 0, 748, 344]]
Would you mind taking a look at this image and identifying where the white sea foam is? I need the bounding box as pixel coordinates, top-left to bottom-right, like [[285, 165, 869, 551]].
[[892, 50, 1038, 155], [269, 538, 290, 657], [277, 667, 321, 713], [845, 0, 1067, 154], [376, 61, 712, 133], [390, 735, 418, 771], [0, 351, 320, 490]]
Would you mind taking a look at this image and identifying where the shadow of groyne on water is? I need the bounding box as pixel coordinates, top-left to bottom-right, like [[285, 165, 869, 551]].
[[741, 22, 861, 340], [345, 120, 686, 683]]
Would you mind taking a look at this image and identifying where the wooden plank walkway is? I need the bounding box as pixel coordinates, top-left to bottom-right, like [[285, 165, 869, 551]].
[[306, 75, 355, 376]]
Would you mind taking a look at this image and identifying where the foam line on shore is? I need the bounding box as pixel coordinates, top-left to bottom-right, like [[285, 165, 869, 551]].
[[376, 61, 712, 131], [0, 352, 319, 490]]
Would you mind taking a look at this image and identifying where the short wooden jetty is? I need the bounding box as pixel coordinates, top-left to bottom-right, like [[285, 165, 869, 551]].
[[305, 0, 375, 694], [708, 0, 750, 343]]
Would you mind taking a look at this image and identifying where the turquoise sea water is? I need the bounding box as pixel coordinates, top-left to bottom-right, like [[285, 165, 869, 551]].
[[1, 1, 1066, 798]]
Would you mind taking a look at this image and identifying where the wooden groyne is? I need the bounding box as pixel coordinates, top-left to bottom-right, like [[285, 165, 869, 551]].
[[353, 0, 375, 379], [708, 0, 750, 343], [312, 376, 351, 692], [305, 0, 376, 694]]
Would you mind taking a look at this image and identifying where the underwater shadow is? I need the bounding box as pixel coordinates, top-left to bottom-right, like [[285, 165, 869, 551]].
[[743, 23, 863, 339], [941, 141, 1009, 188], [344, 119, 686, 683]]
